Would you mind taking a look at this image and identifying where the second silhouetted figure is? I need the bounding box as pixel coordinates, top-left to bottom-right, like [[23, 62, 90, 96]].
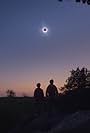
[[46, 79, 58, 97], [34, 83, 44, 100]]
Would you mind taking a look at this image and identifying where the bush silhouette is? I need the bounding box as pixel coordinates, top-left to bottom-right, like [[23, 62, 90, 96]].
[[61, 67, 90, 92], [6, 89, 16, 97]]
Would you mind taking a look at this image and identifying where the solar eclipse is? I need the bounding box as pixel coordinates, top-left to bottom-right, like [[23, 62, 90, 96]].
[[42, 27, 48, 34]]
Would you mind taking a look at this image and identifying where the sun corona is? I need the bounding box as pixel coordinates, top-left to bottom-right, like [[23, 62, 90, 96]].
[[42, 27, 48, 34]]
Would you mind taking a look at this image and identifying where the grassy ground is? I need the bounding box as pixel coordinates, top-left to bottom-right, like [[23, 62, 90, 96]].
[[0, 95, 90, 133], [0, 97, 36, 133]]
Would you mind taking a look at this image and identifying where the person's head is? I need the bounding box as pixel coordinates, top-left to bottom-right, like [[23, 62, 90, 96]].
[[50, 79, 54, 85], [37, 83, 41, 88]]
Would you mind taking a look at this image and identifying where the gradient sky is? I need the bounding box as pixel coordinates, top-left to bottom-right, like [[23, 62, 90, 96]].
[[0, 0, 90, 96]]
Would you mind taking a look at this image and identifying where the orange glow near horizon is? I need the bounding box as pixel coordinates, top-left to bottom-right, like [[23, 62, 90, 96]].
[[0, 79, 65, 96], [0, 63, 90, 96], [0, 70, 68, 96]]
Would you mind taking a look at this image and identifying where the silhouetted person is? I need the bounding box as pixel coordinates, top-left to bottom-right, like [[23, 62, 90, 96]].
[[34, 83, 44, 114], [46, 79, 58, 97], [46, 79, 58, 112], [34, 83, 44, 100]]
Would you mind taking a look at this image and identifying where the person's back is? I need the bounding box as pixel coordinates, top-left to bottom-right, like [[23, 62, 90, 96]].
[[46, 79, 58, 97], [34, 83, 44, 100], [34, 83, 44, 114], [46, 79, 58, 112], [46, 84, 58, 97]]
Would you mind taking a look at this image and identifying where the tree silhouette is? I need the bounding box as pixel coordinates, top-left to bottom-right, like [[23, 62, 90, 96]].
[[58, 0, 90, 5], [61, 67, 90, 92], [6, 89, 16, 97]]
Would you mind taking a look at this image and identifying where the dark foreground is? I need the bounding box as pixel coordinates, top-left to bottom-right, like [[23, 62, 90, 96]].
[[0, 94, 90, 133]]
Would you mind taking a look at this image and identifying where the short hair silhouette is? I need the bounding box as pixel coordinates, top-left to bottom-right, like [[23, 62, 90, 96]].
[[34, 83, 44, 99], [46, 79, 58, 97], [37, 83, 41, 88], [50, 79, 54, 84]]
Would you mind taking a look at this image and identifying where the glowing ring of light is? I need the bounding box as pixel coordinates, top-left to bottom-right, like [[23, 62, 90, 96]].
[[42, 27, 48, 33]]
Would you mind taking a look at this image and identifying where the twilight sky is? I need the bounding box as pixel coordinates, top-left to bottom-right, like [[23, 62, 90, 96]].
[[0, 0, 90, 96]]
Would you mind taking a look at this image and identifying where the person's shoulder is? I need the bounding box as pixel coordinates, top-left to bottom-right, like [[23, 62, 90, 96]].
[[47, 85, 51, 89], [40, 88, 43, 91], [53, 85, 57, 88], [34, 88, 38, 92], [48, 84, 51, 87]]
